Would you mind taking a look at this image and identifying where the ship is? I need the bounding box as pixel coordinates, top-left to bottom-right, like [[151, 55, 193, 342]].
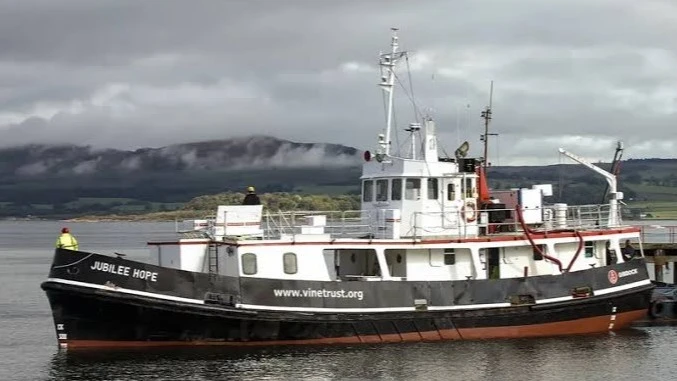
[[41, 29, 653, 349]]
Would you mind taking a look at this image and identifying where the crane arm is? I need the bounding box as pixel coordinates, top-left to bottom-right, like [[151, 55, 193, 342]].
[[558, 147, 621, 227], [557, 148, 616, 186]]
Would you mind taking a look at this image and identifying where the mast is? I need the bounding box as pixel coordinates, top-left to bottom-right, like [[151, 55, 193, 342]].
[[601, 141, 624, 204], [480, 81, 496, 170], [379, 28, 405, 157]]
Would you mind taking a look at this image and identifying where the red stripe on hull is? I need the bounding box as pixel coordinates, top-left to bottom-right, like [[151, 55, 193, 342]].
[[419, 330, 442, 341], [378, 333, 403, 343], [358, 334, 382, 344], [58, 309, 647, 350], [398, 332, 423, 342], [457, 309, 647, 340]]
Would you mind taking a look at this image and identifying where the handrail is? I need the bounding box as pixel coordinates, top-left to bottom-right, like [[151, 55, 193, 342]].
[[180, 203, 631, 242], [639, 225, 677, 244]]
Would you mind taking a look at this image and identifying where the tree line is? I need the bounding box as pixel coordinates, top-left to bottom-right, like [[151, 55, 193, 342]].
[[182, 192, 361, 212]]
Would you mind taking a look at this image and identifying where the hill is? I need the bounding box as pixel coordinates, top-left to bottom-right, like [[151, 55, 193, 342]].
[[0, 136, 362, 218], [0, 136, 676, 219]]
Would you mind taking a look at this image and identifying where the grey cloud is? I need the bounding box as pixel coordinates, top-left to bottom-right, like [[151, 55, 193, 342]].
[[0, 0, 675, 164]]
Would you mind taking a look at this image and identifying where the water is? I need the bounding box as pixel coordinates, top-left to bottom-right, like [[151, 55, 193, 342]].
[[1, 220, 676, 381]]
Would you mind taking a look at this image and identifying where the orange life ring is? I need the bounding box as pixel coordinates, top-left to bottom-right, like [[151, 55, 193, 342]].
[[462, 201, 477, 223]]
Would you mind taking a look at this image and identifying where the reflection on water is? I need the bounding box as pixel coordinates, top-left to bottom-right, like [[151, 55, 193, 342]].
[[42, 329, 675, 381]]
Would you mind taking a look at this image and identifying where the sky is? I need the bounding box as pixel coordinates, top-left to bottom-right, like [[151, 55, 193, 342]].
[[0, 0, 675, 165]]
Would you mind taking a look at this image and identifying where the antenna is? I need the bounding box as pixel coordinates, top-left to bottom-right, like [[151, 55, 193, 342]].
[[378, 27, 405, 157], [480, 81, 498, 171]]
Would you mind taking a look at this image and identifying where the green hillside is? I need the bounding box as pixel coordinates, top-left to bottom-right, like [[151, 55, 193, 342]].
[[2, 152, 677, 220]]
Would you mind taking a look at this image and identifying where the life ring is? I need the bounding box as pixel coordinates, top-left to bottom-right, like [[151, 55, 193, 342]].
[[650, 301, 665, 319], [462, 201, 477, 223]]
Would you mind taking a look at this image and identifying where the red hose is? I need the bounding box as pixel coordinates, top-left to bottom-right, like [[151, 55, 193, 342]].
[[565, 231, 585, 272], [516, 205, 563, 272]]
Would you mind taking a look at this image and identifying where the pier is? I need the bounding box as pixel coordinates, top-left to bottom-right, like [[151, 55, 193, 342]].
[[630, 224, 677, 326], [638, 224, 677, 284]]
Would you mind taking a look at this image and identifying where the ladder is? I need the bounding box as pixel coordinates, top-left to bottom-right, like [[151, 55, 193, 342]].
[[207, 242, 219, 274]]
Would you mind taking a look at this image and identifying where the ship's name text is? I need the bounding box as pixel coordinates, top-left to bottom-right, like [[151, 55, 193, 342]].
[[618, 268, 638, 278], [90, 261, 158, 282]]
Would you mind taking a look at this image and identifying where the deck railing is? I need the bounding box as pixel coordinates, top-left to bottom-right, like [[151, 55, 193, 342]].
[[408, 203, 623, 239], [639, 225, 677, 244], [262, 210, 377, 240], [183, 203, 627, 241]]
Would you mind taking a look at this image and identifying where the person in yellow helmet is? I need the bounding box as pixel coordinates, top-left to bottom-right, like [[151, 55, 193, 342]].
[[242, 186, 261, 205], [55, 227, 79, 251]]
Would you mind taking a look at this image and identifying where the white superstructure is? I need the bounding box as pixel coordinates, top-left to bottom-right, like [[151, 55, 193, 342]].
[[148, 29, 642, 288]]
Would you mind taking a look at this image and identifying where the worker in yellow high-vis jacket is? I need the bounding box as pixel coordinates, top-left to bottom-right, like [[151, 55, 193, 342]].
[[55, 227, 79, 251]]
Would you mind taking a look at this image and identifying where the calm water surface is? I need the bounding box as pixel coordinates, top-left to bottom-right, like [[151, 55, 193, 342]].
[[1, 220, 676, 381]]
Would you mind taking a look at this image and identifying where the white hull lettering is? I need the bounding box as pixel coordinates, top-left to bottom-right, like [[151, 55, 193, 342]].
[[618, 268, 639, 278], [132, 268, 158, 282], [273, 288, 364, 301], [90, 261, 158, 282]]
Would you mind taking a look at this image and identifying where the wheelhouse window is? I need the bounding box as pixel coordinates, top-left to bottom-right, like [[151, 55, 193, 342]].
[[375, 179, 389, 201], [447, 183, 456, 201], [283, 252, 297, 274], [405, 178, 421, 200], [362, 180, 374, 202], [427, 178, 439, 200], [242, 253, 257, 275], [465, 178, 474, 198], [391, 179, 402, 200]]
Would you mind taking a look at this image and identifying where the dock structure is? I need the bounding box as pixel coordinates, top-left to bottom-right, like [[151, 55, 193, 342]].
[[637, 224, 677, 284]]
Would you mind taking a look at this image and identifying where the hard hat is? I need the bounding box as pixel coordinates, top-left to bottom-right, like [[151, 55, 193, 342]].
[[61, 227, 70, 233], [247, 186, 255, 192]]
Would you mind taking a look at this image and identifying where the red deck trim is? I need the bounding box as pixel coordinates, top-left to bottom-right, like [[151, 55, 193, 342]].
[[230, 227, 641, 247], [146, 227, 640, 247], [59, 309, 646, 349], [147, 240, 212, 246]]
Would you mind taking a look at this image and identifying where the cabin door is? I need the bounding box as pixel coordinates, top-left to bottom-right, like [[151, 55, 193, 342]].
[[442, 178, 461, 228], [487, 248, 500, 279]]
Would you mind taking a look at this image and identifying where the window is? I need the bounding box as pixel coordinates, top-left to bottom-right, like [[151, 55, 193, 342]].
[[405, 178, 421, 200], [444, 248, 456, 265], [362, 180, 374, 202], [283, 252, 297, 274], [376, 179, 389, 201], [391, 179, 402, 200], [584, 242, 594, 258], [447, 183, 456, 201], [533, 245, 544, 261], [242, 253, 257, 275], [465, 178, 474, 198], [427, 178, 438, 200]]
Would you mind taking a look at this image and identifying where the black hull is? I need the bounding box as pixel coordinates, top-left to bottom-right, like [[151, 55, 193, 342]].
[[41, 249, 654, 348]]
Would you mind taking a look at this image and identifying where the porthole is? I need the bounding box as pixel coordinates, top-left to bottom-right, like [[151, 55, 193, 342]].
[[242, 253, 257, 275], [283, 252, 297, 274]]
